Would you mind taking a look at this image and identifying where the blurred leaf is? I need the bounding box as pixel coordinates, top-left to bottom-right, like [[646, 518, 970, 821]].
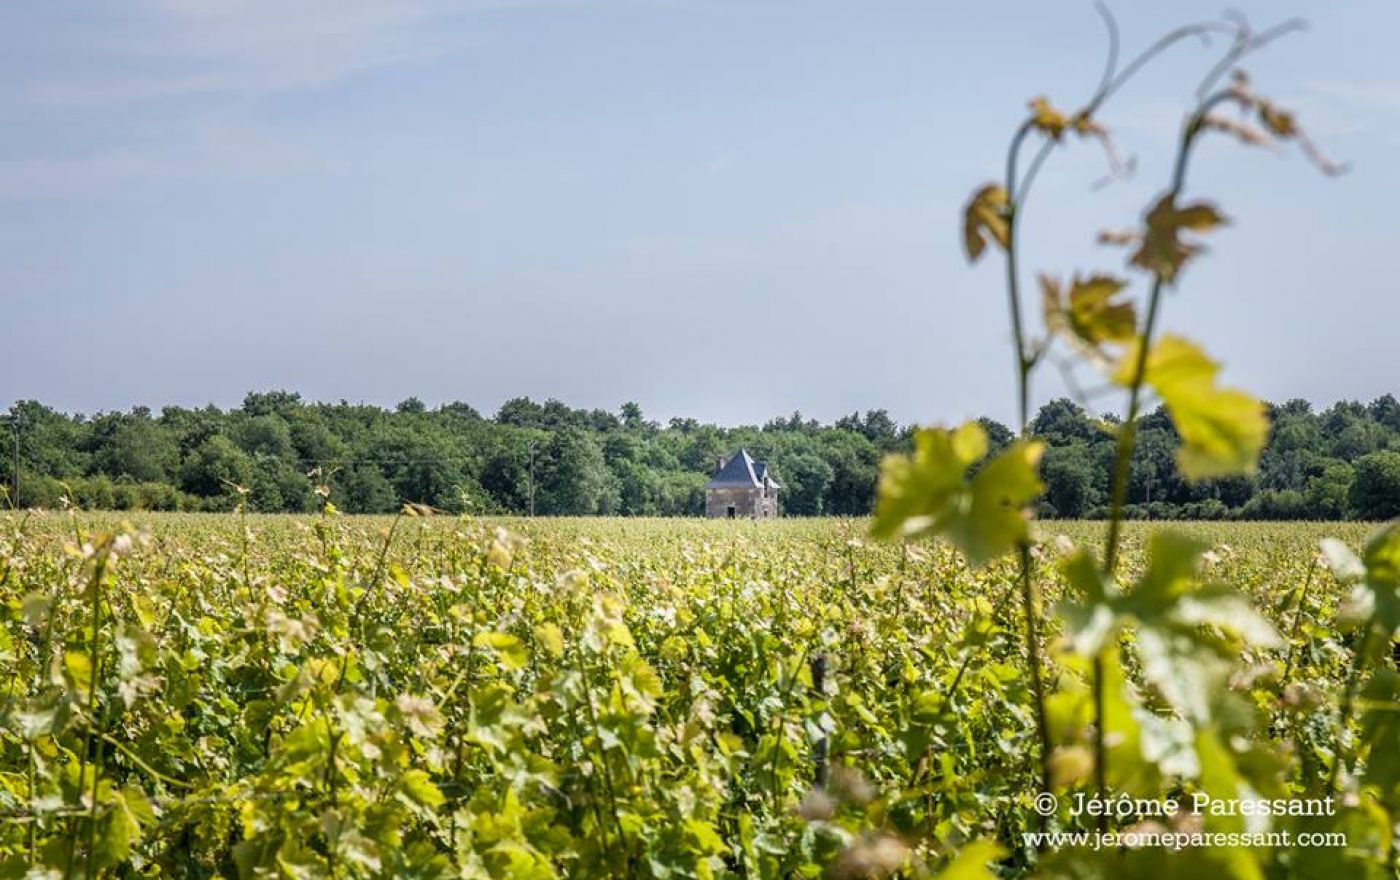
[[473, 631, 529, 671], [96, 788, 154, 869], [400, 769, 444, 809], [534, 622, 565, 658], [872, 423, 987, 538], [963, 184, 1010, 262], [1357, 521, 1400, 636], [1058, 533, 1278, 723], [1362, 520, 1400, 590], [1029, 96, 1068, 140], [935, 839, 1005, 880], [955, 441, 1045, 565], [1258, 103, 1297, 137], [872, 423, 1042, 566], [1130, 195, 1227, 282], [1130, 531, 1211, 607], [1319, 538, 1365, 583], [1041, 274, 1136, 367], [1360, 669, 1400, 796], [1115, 335, 1268, 480], [63, 651, 93, 699]]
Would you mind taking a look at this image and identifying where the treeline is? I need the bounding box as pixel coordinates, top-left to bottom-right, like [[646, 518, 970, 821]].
[[1, 391, 1398, 520]]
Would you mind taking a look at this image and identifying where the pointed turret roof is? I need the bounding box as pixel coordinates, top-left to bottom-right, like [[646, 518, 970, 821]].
[[707, 449, 781, 489]]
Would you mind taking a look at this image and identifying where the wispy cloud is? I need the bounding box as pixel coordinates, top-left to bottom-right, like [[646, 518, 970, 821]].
[[23, 2, 459, 105], [13, 0, 553, 106], [0, 0, 557, 199], [0, 114, 333, 200]]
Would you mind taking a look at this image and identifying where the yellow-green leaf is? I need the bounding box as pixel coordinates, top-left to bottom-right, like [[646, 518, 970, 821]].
[[1131, 531, 1210, 605], [96, 787, 154, 869], [1028, 96, 1068, 140], [63, 651, 93, 698], [1130, 196, 1228, 283], [1115, 335, 1268, 481], [472, 631, 529, 671], [400, 769, 445, 809], [1362, 520, 1400, 590], [872, 422, 1043, 566], [534, 622, 565, 658], [934, 839, 1006, 880], [963, 184, 1010, 262], [1041, 273, 1135, 362], [871, 423, 988, 540], [957, 440, 1045, 565], [1259, 102, 1297, 138], [394, 693, 444, 739]]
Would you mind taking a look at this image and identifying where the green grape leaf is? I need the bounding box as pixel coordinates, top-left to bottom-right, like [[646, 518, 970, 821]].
[[472, 631, 529, 671], [1116, 335, 1268, 481], [534, 622, 565, 658], [96, 788, 154, 870], [1169, 586, 1282, 648], [399, 769, 445, 809], [956, 440, 1045, 565], [872, 422, 1043, 566], [1359, 669, 1400, 799], [1194, 728, 1269, 880], [872, 423, 988, 538], [1058, 533, 1278, 724], [1126, 531, 1208, 607], [935, 839, 1005, 880], [1041, 273, 1136, 363], [1058, 550, 1119, 654], [63, 651, 93, 699], [1362, 520, 1400, 590], [394, 693, 444, 739], [1359, 521, 1400, 636]]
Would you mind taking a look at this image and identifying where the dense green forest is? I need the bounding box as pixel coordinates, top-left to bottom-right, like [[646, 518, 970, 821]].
[[2, 391, 1399, 519]]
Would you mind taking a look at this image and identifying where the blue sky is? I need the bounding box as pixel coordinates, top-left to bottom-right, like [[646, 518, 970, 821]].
[[2, 0, 1396, 427]]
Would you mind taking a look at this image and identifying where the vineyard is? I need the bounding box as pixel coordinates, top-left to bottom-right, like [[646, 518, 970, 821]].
[[0, 511, 1394, 878], [1, 7, 1397, 875]]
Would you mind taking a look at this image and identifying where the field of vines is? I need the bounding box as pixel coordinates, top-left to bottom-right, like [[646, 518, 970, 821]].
[[0, 509, 1394, 878]]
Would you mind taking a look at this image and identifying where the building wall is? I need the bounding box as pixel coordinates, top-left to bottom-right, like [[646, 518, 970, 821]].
[[759, 489, 778, 518], [706, 487, 780, 518]]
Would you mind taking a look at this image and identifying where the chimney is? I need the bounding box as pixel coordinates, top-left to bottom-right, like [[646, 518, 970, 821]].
[[716, 455, 727, 472]]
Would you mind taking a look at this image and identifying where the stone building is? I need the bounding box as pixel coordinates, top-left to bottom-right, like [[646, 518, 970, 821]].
[[705, 449, 780, 518]]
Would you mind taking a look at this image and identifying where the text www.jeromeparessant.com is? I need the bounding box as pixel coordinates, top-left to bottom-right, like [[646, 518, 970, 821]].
[[1021, 829, 1349, 852]]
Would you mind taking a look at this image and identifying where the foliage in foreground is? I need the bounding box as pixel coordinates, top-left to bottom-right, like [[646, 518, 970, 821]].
[[862, 7, 1398, 879]]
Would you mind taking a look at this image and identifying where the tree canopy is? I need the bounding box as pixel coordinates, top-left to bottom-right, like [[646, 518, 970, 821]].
[[2, 393, 1397, 519]]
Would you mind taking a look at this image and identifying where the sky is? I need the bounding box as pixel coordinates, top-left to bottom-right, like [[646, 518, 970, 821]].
[[1, 0, 1397, 429]]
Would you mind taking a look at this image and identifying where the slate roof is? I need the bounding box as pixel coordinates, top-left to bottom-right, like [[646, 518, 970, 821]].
[[706, 449, 781, 490]]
